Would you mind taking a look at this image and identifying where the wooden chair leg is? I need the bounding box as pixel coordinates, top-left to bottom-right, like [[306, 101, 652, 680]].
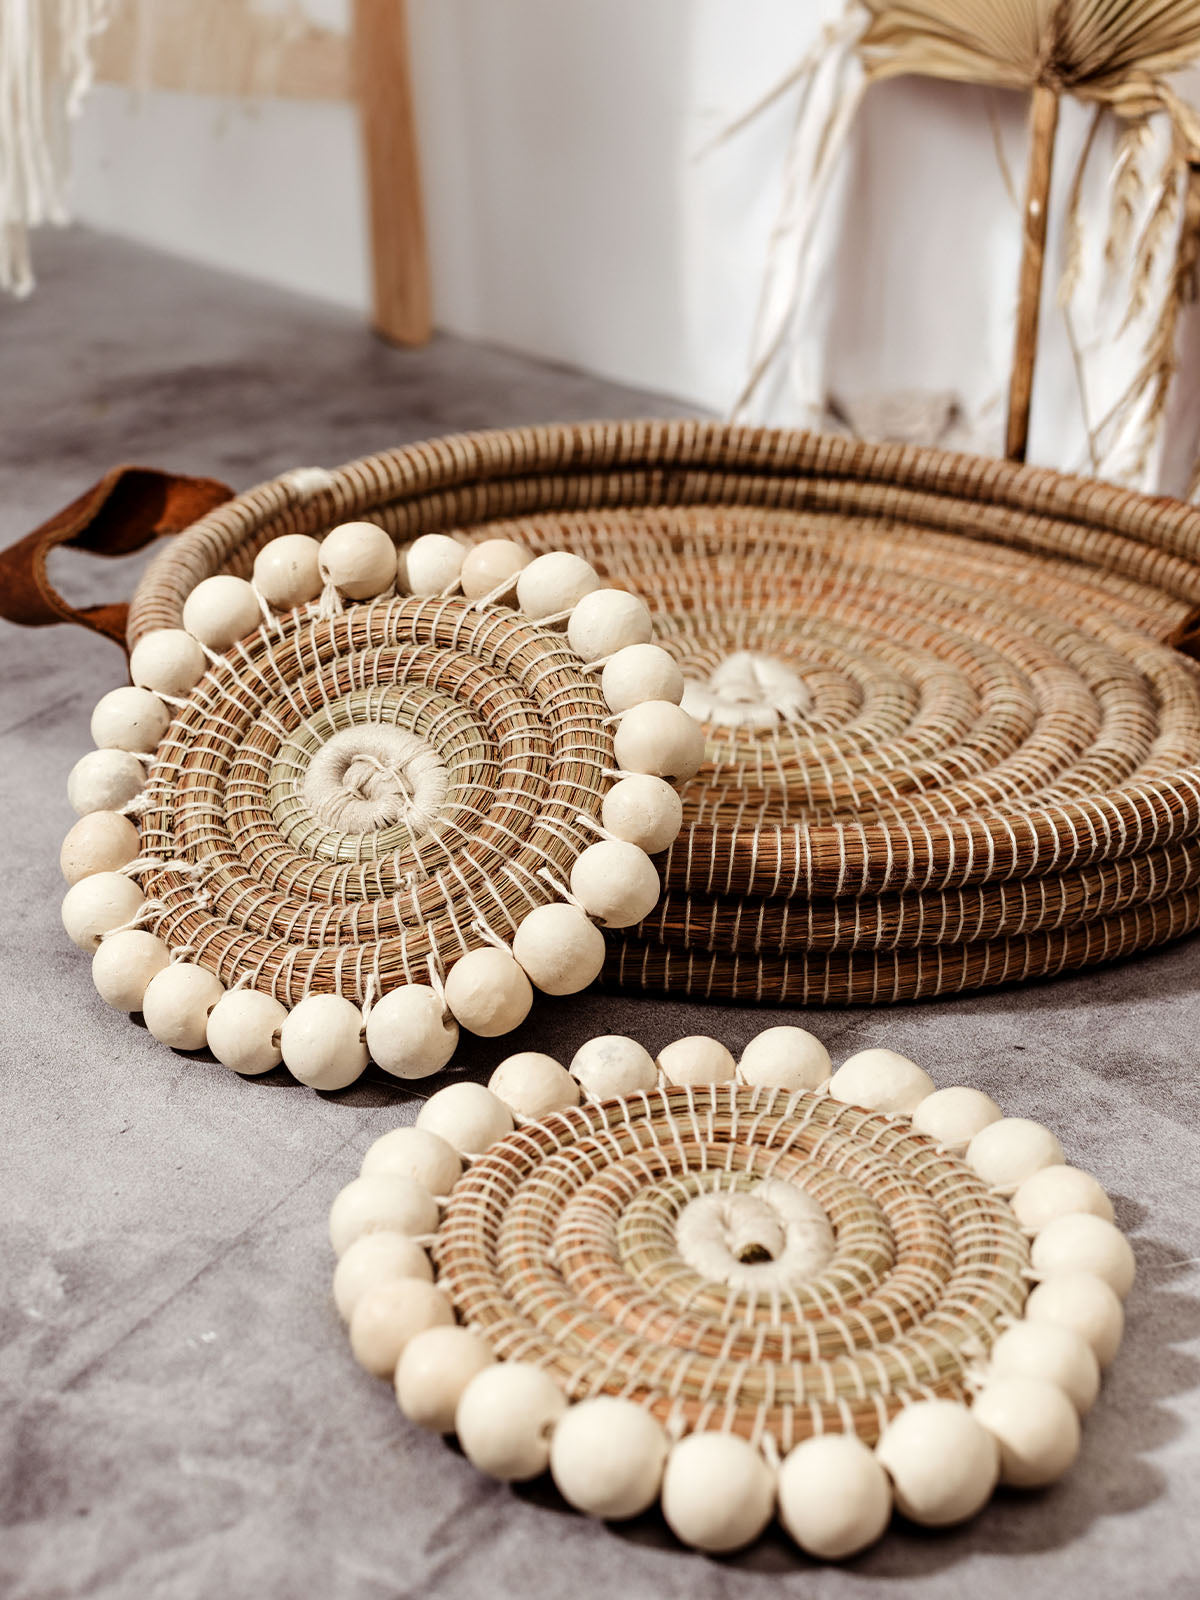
[[352, 0, 432, 345]]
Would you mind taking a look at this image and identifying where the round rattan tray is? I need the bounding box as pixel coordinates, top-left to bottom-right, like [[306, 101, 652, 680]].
[[127, 422, 1200, 1003]]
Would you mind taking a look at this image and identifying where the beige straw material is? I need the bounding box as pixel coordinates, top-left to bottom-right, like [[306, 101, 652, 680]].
[[434, 1083, 1029, 1447], [128, 422, 1200, 1003], [136, 594, 611, 1004]]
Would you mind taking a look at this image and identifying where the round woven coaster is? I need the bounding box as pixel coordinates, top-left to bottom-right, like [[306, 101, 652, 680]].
[[126, 423, 1200, 1001], [329, 1028, 1132, 1558], [60, 524, 700, 1086]]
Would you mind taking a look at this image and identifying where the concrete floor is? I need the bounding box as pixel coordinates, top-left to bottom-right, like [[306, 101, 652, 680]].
[[2, 231, 1199, 1600]]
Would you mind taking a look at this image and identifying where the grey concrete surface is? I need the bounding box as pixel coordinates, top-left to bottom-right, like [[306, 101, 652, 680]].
[[1, 231, 1198, 1600]]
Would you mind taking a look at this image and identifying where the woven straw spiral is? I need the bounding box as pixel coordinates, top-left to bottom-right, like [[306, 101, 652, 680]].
[[434, 1085, 1028, 1446], [138, 595, 610, 1003], [127, 421, 1200, 1003], [331, 1030, 1132, 1557]]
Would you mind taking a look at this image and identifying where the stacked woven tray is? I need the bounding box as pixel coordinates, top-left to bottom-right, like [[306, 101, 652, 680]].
[[127, 421, 1200, 1005]]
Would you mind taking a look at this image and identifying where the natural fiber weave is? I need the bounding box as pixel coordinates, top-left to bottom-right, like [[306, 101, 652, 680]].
[[135, 592, 611, 1004], [127, 422, 1200, 1002], [433, 1083, 1029, 1447]]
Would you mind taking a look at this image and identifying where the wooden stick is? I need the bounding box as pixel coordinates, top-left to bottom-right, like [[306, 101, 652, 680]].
[[1005, 84, 1060, 463], [351, 0, 432, 346]]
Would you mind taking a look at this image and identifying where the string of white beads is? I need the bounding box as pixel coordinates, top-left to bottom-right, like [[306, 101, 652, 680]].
[[206, 990, 287, 1076], [182, 574, 261, 651], [318, 521, 396, 599], [566, 588, 652, 660], [90, 686, 170, 754], [459, 538, 529, 600], [91, 929, 169, 1011], [365, 984, 458, 1079], [612, 699, 706, 783], [400, 533, 465, 595], [516, 552, 600, 620], [487, 1053, 580, 1120], [60, 810, 140, 884], [737, 1025, 831, 1090], [512, 902, 606, 994], [129, 628, 207, 696], [280, 994, 368, 1091], [570, 840, 659, 928], [141, 961, 224, 1050], [68, 748, 146, 815], [252, 533, 323, 609]]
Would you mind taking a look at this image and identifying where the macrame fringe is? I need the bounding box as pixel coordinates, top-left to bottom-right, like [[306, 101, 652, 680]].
[[0, 0, 112, 295]]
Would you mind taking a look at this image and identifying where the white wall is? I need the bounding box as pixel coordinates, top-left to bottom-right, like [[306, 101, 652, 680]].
[[67, 0, 1200, 489]]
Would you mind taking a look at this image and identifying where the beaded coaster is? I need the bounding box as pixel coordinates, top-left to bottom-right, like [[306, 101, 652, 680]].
[[59, 525, 701, 1089], [328, 1030, 1132, 1560]]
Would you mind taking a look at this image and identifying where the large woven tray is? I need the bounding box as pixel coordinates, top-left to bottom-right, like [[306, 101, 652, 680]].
[[127, 422, 1200, 1004]]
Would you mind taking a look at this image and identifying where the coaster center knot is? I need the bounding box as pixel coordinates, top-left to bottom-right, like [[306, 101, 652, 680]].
[[302, 724, 450, 837], [675, 1177, 835, 1290], [682, 650, 810, 728]]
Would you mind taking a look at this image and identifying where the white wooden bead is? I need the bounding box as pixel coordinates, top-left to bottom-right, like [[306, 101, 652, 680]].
[[657, 1035, 736, 1087], [365, 984, 458, 1079], [601, 643, 684, 713], [61, 871, 145, 952], [401, 533, 465, 595], [988, 1322, 1100, 1414], [360, 1126, 462, 1195], [515, 551, 600, 620], [512, 902, 606, 995], [613, 700, 706, 783], [91, 929, 170, 1011], [318, 521, 396, 599], [141, 961, 225, 1050], [455, 1361, 567, 1481], [570, 841, 659, 928], [488, 1052, 580, 1120], [829, 1048, 935, 1115], [460, 538, 530, 599], [182, 574, 261, 651], [966, 1117, 1065, 1195], [349, 1278, 454, 1378], [738, 1026, 831, 1091], [601, 774, 683, 854], [60, 810, 140, 884], [1011, 1164, 1115, 1231], [252, 533, 324, 609], [550, 1398, 668, 1520], [443, 948, 533, 1036], [874, 1400, 998, 1526], [972, 1377, 1081, 1488], [416, 1082, 514, 1155], [661, 1432, 776, 1554], [569, 1035, 658, 1098], [1031, 1213, 1135, 1298], [129, 628, 207, 696], [333, 1231, 433, 1322], [566, 587, 653, 661], [910, 1086, 1002, 1151], [68, 748, 146, 816], [777, 1434, 892, 1561], [280, 994, 368, 1091], [395, 1325, 495, 1431], [90, 686, 169, 755], [1023, 1272, 1124, 1367], [205, 989, 286, 1075], [328, 1172, 439, 1257]]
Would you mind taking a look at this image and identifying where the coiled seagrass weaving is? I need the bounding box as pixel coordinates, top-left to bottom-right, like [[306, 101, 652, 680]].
[[328, 1028, 1134, 1558], [123, 421, 1200, 1004]]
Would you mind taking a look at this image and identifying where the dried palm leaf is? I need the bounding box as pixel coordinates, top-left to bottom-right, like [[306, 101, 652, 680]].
[[737, 0, 1200, 486]]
